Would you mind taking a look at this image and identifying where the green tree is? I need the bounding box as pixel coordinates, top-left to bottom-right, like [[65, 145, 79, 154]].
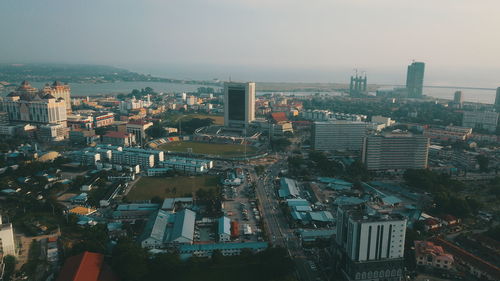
[[112, 239, 149, 281]]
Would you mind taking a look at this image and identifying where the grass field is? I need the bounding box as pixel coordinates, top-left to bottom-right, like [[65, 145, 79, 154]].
[[127, 175, 219, 201], [158, 141, 257, 156]]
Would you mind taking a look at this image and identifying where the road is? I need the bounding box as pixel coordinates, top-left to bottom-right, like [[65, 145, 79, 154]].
[[246, 157, 324, 281]]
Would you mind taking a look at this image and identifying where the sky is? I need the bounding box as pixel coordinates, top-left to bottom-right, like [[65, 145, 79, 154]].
[[0, 0, 499, 86]]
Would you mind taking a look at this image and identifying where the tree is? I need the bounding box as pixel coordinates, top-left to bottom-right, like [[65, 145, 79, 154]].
[[146, 122, 167, 139], [476, 155, 489, 172], [2, 255, 16, 281], [112, 239, 148, 281]]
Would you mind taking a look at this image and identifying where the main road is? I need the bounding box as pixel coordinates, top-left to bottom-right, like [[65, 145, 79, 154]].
[[245, 157, 323, 281]]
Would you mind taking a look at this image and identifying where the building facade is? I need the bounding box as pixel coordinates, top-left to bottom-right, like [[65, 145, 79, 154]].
[[312, 121, 368, 151], [462, 111, 498, 132], [335, 205, 406, 281], [224, 82, 255, 128], [362, 132, 429, 171]]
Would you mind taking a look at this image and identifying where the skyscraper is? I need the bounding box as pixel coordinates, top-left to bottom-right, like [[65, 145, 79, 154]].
[[349, 72, 367, 96], [335, 204, 407, 281], [224, 82, 255, 128], [453, 91, 463, 108], [495, 87, 500, 112], [406, 61, 425, 98]]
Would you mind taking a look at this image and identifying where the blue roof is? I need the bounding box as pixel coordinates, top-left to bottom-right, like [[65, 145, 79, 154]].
[[294, 206, 313, 212], [308, 211, 334, 222], [318, 177, 352, 186], [170, 209, 196, 242], [291, 211, 306, 221], [279, 178, 300, 198], [179, 242, 268, 253], [382, 195, 402, 205], [218, 216, 231, 236], [117, 203, 160, 211], [333, 196, 366, 206], [286, 199, 310, 207], [298, 228, 336, 239]]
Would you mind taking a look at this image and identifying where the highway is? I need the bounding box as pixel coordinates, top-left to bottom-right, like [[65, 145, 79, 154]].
[[246, 157, 323, 281]]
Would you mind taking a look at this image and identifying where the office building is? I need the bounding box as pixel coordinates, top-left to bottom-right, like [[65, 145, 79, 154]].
[[362, 132, 429, 170], [462, 111, 499, 132], [224, 82, 255, 128], [335, 204, 406, 281], [0, 215, 16, 257], [312, 121, 368, 151], [41, 81, 72, 113], [406, 61, 425, 98], [38, 123, 68, 142], [453, 91, 463, 108], [3, 87, 67, 126]]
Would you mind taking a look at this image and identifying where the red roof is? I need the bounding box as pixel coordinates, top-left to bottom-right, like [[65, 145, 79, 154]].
[[104, 131, 130, 139], [271, 112, 288, 123], [56, 252, 119, 281]]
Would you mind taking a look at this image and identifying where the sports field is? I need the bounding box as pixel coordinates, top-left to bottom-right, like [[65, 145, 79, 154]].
[[165, 113, 224, 126], [127, 175, 218, 200], [158, 141, 257, 156]]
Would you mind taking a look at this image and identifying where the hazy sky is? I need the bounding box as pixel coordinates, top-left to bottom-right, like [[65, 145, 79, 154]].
[[1, 0, 499, 85]]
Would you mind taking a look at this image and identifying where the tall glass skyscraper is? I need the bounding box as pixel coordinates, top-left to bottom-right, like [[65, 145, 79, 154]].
[[406, 61, 425, 98]]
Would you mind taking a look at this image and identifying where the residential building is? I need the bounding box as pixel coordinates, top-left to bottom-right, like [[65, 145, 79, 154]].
[[38, 123, 67, 142], [362, 132, 429, 170], [406, 61, 425, 98], [312, 121, 368, 151], [414, 241, 454, 270], [93, 112, 115, 128], [159, 157, 213, 173], [335, 204, 407, 281], [462, 111, 499, 132], [224, 82, 255, 128], [111, 150, 154, 169]]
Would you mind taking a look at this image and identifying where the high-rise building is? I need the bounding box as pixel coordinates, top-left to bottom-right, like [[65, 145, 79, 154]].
[[224, 82, 255, 128], [495, 87, 500, 112], [362, 132, 429, 170], [41, 81, 72, 113], [335, 204, 406, 281], [462, 111, 499, 132], [453, 91, 463, 108], [406, 61, 425, 98], [312, 121, 368, 151]]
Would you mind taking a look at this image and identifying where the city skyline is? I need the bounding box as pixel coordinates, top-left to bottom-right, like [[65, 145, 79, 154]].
[[0, 0, 499, 86]]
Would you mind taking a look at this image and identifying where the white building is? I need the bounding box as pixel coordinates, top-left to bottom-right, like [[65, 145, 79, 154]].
[[0, 215, 16, 257], [218, 216, 231, 242], [159, 157, 213, 173], [362, 132, 429, 171], [462, 111, 498, 132], [336, 205, 406, 281], [224, 82, 255, 128], [312, 121, 368, 151]]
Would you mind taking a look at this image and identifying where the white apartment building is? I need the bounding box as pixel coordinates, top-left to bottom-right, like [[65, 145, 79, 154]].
[[312, 121, 368, 151]]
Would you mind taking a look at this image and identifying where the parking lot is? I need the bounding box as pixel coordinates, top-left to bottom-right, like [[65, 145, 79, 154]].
[[222, 171, 263, 242]]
